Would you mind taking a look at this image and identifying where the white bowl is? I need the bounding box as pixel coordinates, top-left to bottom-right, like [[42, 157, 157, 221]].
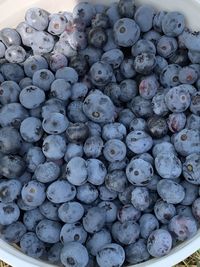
[[0, 0, 200, 266]]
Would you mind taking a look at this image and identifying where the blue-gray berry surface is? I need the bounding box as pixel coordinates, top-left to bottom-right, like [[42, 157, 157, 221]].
[[0, 1, 200, 266]]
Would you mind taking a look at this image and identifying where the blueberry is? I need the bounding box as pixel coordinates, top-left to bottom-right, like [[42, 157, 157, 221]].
[[167, 112, 186, 133], [50, 79, 71, 101], [105, 170, 127, 193], [154, 199, 176, 224], [152, 90, 169, 116], [42, 112, 69, 134], [48, 52, 68, 72], [103, 28, 119, 52], [157, 179, 185, 204], [134, 5, 155, 32], [117, 204, 141, 223], [87, 159, 107, 185], [23, 55, 48, 78], [106, 3, 120, 27], [5, 45, 26, 63], [21, 180, 46, 207], [73, 2, 96, 26], [80, 46, 102, 66], [177, 205, 194, 218], [139, 74, 159, 100], [84, 136, 104, 158], [119, 79, 138, 102], [89, 62, 113, 88], [160, 64, 181, 88], [67, 100, 88, 123], [68, 29, 87, 50], [47, 242, 62, 264], [77, 183, 98, 204], [0, 28, 21, 47], [66, 157, 87, 186], [66, 123, 89, 144], [25, 146, 45, 173], [60, 222, 87, 244], [36, 219, 62, 244], [25, 7, 49, 30], [134, 52, 156, 75], [48, 13, 67, 35], [157, 36, 178, 58], [125, 239, 150, 264], [147, 229, 172, 257], [153, 11, 167, 32], [39, 200, 59, 221], [102, 123, 126, 141], [23, 208, 44, 231], [96, 243, 125, 267], [20, 117, 43, 143], [0, 179, 21, 203], [114, 18, 140, 47], [42, 135, 66, 160], [174, 129, 200, 156], [143, 30, 161, 45], [0, 126, 22, 154], [120, 58, 136, 78], [152, 142, 176, 158], [168, 215, 197, 241], [103, 139, 126, 162], [2, 221, 26, 243], [42, 98, 66, 118], [190, 92, 200, 115], [0, 62, 25, 83], [155, 152, 182, 179], [19, 85, 46, 109], [192, 198, 200, 222], [92, 12, 109, 28], [58, 201, 84, 223], [83, 207, 106, 234], [69, 54, 89, 77], [32, 69, 55, 91], [88, 27, 107, 49], [20, 232, 45, 258], [139, 214, 159, 239], [104, 82, 121, 106], [19, 77, 32, 89], [30, 31, 55, 55], [183, 153, 200, 185], [64, 143, 83, 162], [126, 130, 153, 154], [99, 185, 118, 201], [118, 108, 135, 127], [186, 114, 200, 130], [165, 85, 191, 112], [16, 22, 37, 47], [101, 49, 124, 69], [162, 12, 185, 37], [71, 83, 88, 101], [118, 185, 134, 205], [118, 0, 135, 18], [98, 201, 117, 223], [0, 202, 20, 225], [181, 180, 199, 205], [35, 161, 60, 183], [179, 66, 198, 84], [131, 187, 150, 211], [86, 228, 112, 256], [47, 180, 76, 204], [86, 121, 102, 137], [56, 67, 78, 84], [60, 242, 89, 267], [132, 39, 156, 57], [154, 56, 168, 74], [0, 154, 25, 178]]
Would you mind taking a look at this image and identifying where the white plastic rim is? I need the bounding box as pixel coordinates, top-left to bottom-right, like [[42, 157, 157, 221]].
[[0, 0, 200, 266]]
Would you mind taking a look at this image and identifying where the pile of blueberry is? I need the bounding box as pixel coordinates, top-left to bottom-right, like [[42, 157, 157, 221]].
[[0, 0, 200, 266]]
